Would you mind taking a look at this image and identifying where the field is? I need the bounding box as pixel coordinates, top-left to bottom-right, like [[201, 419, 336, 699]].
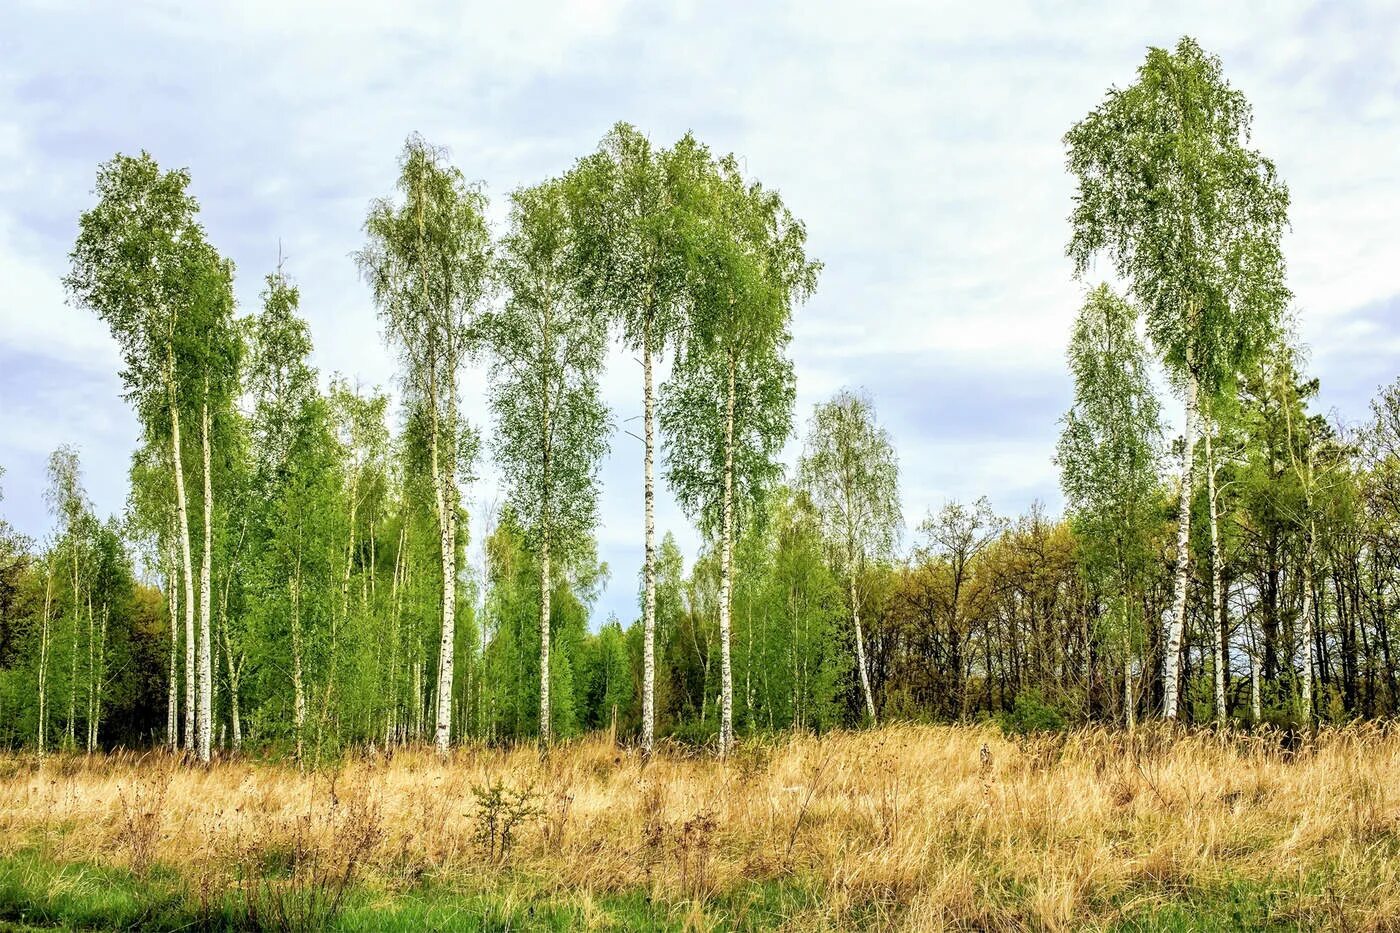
[[2, 724, 1398, 931]]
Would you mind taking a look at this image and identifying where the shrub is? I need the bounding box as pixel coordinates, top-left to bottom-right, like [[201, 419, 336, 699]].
[[998, 691, 1067, 736]]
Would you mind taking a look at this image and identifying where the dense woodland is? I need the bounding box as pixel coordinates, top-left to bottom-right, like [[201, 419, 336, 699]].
[[2, 37, 1399, 762]]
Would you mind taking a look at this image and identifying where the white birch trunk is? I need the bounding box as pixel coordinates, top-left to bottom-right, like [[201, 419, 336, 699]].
[[718, 349, 736, 758], [66, 582, 77, 748], [1207, 427, 1227, 725], [196, 396, 213, 763], [38, 567, 52, 754], [1163, 371, 1198, 720], [851, 573, 877, 724], [291, 551, 305, 763], [1299, 522, 1315, 726], [86, 593, 96, 753], [166, 558, 177, 751], [430, 402, 458, 756], [169, 401, 197, 754], [641, 331, 657, 756], [539, 536, 552, 746]]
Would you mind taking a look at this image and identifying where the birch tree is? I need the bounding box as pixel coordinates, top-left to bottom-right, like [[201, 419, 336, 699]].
[[358, 134, 490, 754], [67, 153, 238, 761], [1066, 37, 1290, 719], [186, 244, 240, 762], [1056, 285, 1164, 730], [483, 179, 611, 746], [245, 266, 338, 760], [45, 446, 91, 750], [565, 124, 692, 755], [662, 150, 818, 756], [798, 389, 901, 725]]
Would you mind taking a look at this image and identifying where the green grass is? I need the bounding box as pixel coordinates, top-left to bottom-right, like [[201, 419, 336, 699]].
[[0, 850, 824, 931], [0, 849, 1359, 931]]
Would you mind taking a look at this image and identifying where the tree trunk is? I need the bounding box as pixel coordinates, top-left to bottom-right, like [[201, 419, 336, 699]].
[[1124, 650, 1136, 732], [93, 599, 107, 752], [220, 619, 242, 752], [196, 395, 214, 763], [1299, 521, 1316, 726], [86, 593, 95, 753], [165, 555, 177, 751], [67, 535, 80, 749], [1250, 648, 1262, 723], [718, 349, 736, 758], [168, 374, 197, 755], [641, 325, 657, 756], [386, 525, 405, 745], [1163, 371, 1198, 720], [1207, 427, 1227, 725], [38, 566, 52, 754], [539, 535, 552, 746], [66, 587, 77, 748], [851, 572, 877, 724], [430, 400, 458, 756], [291, 547, 305, 763]]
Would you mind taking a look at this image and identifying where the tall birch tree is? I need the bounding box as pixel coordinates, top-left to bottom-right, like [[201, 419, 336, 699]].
[[68, 153, 237, 761], [1066, 37, 1290, 719], [662, 150, 818, 756], [483, 179, 611, 746], [358, 134, 490, 754], [565, 124, 692, 755]]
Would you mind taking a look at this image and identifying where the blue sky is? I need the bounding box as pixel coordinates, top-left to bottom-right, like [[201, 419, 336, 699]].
[[1, 1, 1398, 626]]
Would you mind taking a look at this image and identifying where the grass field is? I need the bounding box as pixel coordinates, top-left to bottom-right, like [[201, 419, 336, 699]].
[[1, 723, 1398, 930]]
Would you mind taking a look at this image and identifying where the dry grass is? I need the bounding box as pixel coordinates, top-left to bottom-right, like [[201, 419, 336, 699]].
[[3, 723, 1400, 929]]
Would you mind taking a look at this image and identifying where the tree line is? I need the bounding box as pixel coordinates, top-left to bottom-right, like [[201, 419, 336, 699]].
[[1, 38, 1398, 761]]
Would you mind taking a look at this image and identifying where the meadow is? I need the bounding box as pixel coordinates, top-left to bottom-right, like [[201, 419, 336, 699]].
[[2, 723, 1398, 931]]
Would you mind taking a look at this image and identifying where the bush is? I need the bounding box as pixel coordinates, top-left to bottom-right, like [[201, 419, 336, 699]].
[[664, 719, 719, 749], [997, 691, 1067, 736]]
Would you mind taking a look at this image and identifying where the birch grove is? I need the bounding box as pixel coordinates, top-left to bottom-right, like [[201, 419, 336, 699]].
[[7, 40, 1400, 760]]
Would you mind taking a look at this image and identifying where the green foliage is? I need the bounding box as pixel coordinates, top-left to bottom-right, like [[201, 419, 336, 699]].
[[997, 690, 1069, 736], [1065, 36, 1290, 394], [799, 389, 902, 572], [1057, 285, 1164, 661], [470, 780, 542, 863]]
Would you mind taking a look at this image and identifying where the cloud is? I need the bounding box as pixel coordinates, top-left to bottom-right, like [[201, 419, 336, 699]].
[[1, 0, 1398, 625]]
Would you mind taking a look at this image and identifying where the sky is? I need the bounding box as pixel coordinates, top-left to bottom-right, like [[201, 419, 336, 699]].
[[1, 0, 1398, 626]]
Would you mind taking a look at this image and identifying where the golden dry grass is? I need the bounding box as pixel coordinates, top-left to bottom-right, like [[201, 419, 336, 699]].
[[3, 723, 1400, 930]]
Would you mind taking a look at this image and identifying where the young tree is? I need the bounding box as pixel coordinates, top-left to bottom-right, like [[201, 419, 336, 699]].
[[1056, 285, 1164, 729], [662, 150, 819, 756], [1066, 37, 1290, 719], [244, 266, 339, 760], [565, 124, 693, 755], [798, 389, 901, 725], [358, 134, 490, 754], [484, 179, 611, 745], [45, 446, 92, 750]]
